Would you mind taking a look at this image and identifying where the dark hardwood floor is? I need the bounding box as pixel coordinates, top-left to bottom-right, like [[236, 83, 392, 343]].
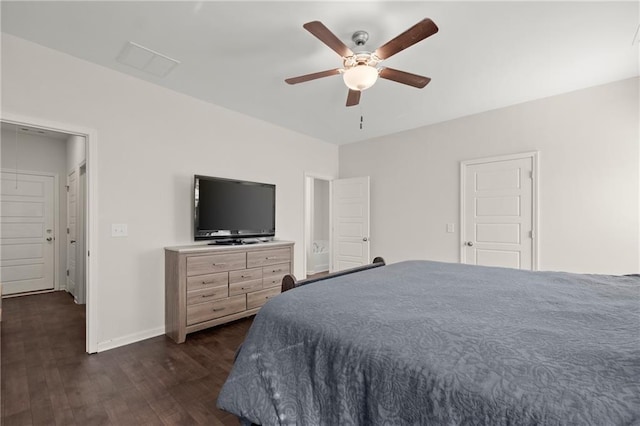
[[1, 291, 252, 425], [306, 271, 329, 279]]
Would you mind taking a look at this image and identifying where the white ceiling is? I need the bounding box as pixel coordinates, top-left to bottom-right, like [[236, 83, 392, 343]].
[[2, 1, 638, 145]]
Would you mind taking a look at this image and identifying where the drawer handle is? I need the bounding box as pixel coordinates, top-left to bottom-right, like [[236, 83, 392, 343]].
[[272, 269, 281, 273], [265, 257, 276, 260], [212, 262, 226, 267], [201, 294, 216, 298], [201, 281, 213, 285], [212, 307, 225, 312]]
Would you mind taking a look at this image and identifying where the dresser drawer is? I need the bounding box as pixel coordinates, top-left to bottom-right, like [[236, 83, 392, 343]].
[[229, 279, 263, 296], [186, 252, 246, 276], [262, 262, 290, 288], [187, 284, 228, 305], [247, 287, 281, 309], [247, 248, 291, 268], [186, 295, 246, 326], [186, 272, 228, 292], [229, 267, 263, 284]]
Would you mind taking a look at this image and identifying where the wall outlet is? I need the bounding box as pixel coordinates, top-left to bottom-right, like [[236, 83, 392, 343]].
[[112, 223, 128, 237], [446, 223, 455, 233]]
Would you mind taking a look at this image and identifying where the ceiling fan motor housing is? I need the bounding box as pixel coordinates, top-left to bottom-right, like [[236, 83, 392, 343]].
[[352, 30, 369, 47], [343, 52, 380, 69]]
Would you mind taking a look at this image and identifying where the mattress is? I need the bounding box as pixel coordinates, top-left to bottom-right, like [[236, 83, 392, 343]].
[[217, 260, 640, 425]]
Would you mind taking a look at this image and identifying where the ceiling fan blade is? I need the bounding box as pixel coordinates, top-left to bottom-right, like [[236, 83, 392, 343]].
[[303, 21, 354, 58], [379, 68, 431, 88], [285, 68, 341, 85], [346, 89, 361, 107], [374, 18, 438, 60]]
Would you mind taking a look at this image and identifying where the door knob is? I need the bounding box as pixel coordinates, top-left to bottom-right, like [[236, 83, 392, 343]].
[[362, 237, 369, 242], [70, 240, 76, 244], [465, 241, 474, 247], [46, 237, 53, 242]]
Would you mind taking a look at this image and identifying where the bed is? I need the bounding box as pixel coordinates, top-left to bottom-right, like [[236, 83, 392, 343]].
[[217, 259, 640, 425]]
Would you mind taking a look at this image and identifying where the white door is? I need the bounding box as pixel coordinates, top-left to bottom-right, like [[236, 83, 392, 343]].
[[67, 170, 77, 299], [461, 154, 536, 270], [0, 171, 55, 295], [331, 176, 370, 272]]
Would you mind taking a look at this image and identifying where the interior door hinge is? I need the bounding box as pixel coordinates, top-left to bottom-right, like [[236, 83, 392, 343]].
[[66, 269, 69, 276], [65, 185, 69, 191], [530, 230, 535, 239], [67, 228, 70, 234], [529, 171, 533, 179]]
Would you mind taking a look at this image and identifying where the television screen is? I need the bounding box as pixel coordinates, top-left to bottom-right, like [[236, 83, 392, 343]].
[[194, 175, 275, 241]]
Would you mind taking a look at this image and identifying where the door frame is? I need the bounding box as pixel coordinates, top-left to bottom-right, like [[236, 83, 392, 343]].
[[303, 172, 335, 279], [77, 163, 87, 304], [1, 112, 99, 354], [460, 151, 540, 270], [0, 169, 60, 291]]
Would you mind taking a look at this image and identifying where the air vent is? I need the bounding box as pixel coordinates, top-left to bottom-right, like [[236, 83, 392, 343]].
[[116, 41, 180, 77]]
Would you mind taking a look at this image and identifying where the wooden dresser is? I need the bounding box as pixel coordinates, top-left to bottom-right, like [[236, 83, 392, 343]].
[[165, 241, 294, 343]]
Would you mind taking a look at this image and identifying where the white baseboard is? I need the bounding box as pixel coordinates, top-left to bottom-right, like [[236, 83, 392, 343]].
[[308, 266, 329, 275], [96, 326, 165, 352], [315, 263, 329, 272]]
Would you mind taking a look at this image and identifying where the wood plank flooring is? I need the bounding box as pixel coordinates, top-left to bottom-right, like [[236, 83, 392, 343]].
[[1, 291, 252, 425], [306, 271, 329, 279]]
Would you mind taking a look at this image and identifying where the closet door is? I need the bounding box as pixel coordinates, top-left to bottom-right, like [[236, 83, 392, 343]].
[[1, 171, 55, 295], [461, 154, 536, 270]]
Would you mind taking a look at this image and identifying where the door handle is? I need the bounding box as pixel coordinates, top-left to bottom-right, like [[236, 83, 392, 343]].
[[362, 237, 369, 242], [70, 240, 76, 244], [46, 237, 53, 242], [465, 241, 474, 247]]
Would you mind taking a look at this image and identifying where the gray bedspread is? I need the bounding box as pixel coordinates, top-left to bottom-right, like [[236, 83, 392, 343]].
[[217, 260, 640, 425]]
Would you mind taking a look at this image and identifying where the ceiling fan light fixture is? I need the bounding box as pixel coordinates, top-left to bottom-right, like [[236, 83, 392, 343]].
[[342, 65, 379, 91]]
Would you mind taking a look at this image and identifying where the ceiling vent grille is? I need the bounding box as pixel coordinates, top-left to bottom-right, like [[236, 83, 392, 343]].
[[116, 41, 180, 77]]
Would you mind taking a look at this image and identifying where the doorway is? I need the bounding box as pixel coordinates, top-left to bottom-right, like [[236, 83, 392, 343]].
[[0, 117, 96, 352], [304, 175, 332, 278], [460, 152, 539, 270], [303, 174, 372, 277]]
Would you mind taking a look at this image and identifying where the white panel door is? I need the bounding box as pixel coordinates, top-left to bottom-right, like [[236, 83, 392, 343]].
[[462, 156, 534, 269], [0, 171, 55, 295], [67, 170, 77, 299], [331, 176, 370, 272]]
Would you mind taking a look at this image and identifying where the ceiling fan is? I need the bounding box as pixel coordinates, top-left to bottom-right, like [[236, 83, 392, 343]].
[[285, 18, 439, 107]]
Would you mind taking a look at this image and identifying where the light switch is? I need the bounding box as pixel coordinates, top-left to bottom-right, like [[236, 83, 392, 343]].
[[446, 223, 455, 233], [112, 224, 128, 237]]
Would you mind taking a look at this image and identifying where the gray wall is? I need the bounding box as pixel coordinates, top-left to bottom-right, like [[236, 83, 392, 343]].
[[340, 78, 639, 275]]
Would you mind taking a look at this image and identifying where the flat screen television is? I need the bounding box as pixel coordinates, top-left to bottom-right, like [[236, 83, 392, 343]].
[[194, 175, 275, 241]]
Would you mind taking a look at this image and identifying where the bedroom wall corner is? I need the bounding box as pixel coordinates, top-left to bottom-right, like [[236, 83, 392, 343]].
[[339, 77, 640, 275], [1, 34, 339, 350]]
